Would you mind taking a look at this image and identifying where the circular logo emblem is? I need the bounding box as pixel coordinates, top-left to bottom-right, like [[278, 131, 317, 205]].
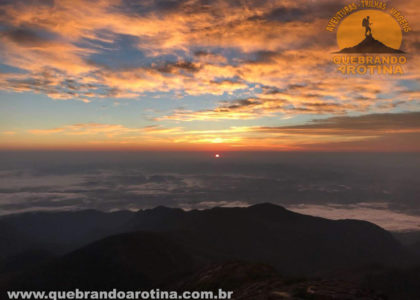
[[337, 9, 403, 53]]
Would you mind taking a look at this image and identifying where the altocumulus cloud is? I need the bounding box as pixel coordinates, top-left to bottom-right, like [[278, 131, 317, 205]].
[[0, 0, 418, 118]]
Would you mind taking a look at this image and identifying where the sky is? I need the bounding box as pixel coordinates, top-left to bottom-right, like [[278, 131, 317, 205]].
[[0, 0, 419, 151]]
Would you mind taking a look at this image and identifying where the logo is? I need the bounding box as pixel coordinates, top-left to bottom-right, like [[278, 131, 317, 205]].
[[326, 1, 411, 75]]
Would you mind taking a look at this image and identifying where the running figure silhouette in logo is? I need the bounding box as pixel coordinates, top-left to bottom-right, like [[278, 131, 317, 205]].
[[362, 16, 372, 37]]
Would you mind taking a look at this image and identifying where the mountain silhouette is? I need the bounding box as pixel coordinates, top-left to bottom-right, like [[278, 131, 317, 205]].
[[125, 203, 406, 275], [0, 203, 415, 298], [0, 210, 135, 255], [1, 204, 406, 276], [337, 34, 404, 53], [170, 261, 387, 300], [0, 231, 195, 290]]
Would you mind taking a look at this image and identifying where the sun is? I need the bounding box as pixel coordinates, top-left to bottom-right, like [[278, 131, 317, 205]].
[[214, 154, 221, 158]]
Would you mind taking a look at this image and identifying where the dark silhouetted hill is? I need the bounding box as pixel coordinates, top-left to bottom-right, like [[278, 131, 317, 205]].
[[0, 204, 407, 276], [0, 221, 28, 259], [0, 231, 195, 291], [0, 204, 416, 298], [170, 261, 387, 300], [337, 35, 404, 53], [0, 210, 135, 255], [0, 250, 55, 275], [125, 203, 406, 275]]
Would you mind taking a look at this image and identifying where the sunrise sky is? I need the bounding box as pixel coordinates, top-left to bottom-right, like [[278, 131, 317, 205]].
[[0, 0, 419, 151]]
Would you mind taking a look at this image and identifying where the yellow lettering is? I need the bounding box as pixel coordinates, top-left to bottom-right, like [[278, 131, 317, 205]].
[[357, 65, 367, 74], [383, 65, 392, 74], [394, 65, 403, 74]]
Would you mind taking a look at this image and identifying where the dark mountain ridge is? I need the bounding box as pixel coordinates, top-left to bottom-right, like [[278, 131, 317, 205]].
[[126, 203, 406, 274], [0, 231, 194, 290], [0, 209, 135, 255], [0, 203, 415, 298], [0, 203, 407, 276]]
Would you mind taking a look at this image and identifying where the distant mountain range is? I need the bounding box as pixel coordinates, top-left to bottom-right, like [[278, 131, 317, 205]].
[[337, 35, 404, 53], [126, 203, 406, 274], [0, 203, 418, 298]]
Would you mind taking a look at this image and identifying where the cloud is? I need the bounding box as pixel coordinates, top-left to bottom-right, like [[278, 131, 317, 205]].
[[2, 131, 16, 135], [287, 203, 420, 231], [156, 106, 261, 121], [0, 0, 418, 152], [159, 112, 420, 150], [158, 80, 415, 121], [1, 28, 51, 47], [259, 112, 420, 134], [0, 152, 419, 230], [179, 201, 250, 211], [250, 112, 420, 151], [27, 123, 183, 137], [21, 112, 420, 151], [28, 123, 139, 137], [0, 0, 417, 105]]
